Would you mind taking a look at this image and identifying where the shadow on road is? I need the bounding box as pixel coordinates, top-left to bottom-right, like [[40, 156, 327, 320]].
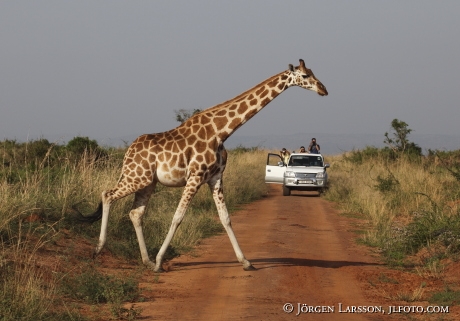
[[170, 257, 382, 271]]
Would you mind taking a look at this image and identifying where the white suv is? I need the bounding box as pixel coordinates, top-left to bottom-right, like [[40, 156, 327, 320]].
[[265, 153, 330, 196]]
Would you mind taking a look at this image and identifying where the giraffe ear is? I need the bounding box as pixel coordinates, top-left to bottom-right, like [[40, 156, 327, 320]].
[[299, 59, 306, 68], [288, 64, 294, 72]]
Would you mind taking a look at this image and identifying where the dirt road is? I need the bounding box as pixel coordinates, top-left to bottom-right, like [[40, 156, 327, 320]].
[[133, 185, 452, 320]]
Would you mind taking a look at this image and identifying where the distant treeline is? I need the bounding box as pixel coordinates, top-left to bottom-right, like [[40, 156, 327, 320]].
[[1, 136, 113, 167]]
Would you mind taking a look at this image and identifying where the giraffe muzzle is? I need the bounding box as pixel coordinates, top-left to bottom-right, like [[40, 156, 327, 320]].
[[317, 84, 328, 96]]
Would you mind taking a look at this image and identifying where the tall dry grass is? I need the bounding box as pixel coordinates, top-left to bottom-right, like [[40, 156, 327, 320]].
[[0, 228, 59, 320], [325, 149, 460, 265]]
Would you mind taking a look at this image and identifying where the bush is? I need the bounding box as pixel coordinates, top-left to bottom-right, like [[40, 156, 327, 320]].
[[66, 136, 108, 162], [374, 171, 400, 194], [230, 144, 260, 154], [0, 138, 59, 168], [404, 204, 460, 256], [343, 146, 393, 164]]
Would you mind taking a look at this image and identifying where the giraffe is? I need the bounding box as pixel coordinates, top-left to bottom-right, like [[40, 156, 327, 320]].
[[78, 59, 328, 272]]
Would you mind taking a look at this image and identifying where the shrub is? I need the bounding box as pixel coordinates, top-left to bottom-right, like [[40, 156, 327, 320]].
[[66, 136, 108, 162], [343, 146, 393, 164]]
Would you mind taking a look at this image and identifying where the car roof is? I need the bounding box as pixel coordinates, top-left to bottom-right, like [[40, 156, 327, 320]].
[[290, 153, 323, 157]]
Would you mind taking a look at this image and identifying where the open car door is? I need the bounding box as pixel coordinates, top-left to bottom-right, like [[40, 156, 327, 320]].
[[265, 153, 285, 184]]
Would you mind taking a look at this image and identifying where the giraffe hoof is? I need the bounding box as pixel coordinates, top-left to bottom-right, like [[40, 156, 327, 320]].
[[154, 266, 165, 273], [143, 260, 158, 270], [243, 264, 256, 271]]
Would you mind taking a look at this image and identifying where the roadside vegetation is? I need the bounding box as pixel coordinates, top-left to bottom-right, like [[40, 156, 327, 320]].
[[0, 137, 268, 320], [3, 117, 459, 318], [324, 119, 460, 304]]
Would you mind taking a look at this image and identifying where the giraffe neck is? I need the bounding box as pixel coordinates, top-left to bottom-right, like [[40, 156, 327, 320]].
[[184, 70, 291, 143]]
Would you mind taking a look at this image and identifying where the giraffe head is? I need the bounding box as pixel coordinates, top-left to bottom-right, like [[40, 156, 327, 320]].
[[288, 59, 328, 96]]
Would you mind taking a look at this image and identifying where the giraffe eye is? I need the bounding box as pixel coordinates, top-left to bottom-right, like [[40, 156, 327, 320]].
[[302, 75, 310, 79]]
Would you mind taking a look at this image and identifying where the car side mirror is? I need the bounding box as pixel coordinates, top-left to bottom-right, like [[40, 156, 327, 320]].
[[324, 163, 330, 168], [278, 161, 284, 167]]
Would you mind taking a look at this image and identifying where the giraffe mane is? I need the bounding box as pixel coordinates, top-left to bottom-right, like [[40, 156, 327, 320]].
[[192, 70, 288, 116]]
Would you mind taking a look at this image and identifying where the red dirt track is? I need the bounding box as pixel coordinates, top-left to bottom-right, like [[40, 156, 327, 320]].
[[130, 185, 458, 320]]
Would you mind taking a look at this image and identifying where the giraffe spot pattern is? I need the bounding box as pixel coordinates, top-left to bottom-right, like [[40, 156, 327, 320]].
[[237, 102, 248, 114], [197, 127, 206, 140], [228, 117, 241, 130], [249, 99, 258, 106]]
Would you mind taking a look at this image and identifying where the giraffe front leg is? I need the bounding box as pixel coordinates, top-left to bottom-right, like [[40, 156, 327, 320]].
[[130, 206, 156, 269], [210, 178, 255, 271], [155, 178, 201, 272]]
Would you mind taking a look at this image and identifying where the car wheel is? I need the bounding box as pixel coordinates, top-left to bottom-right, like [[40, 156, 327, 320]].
[[283, 185, 291, 196]]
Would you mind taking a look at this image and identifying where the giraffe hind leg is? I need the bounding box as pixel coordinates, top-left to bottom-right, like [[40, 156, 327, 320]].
[[129, 183, 157, 269], [93, 190, 115, 257], [94, 178, 152, 258]]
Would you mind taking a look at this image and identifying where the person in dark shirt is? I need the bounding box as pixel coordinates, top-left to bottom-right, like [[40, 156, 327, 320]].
[[307, 138, 320, 154]]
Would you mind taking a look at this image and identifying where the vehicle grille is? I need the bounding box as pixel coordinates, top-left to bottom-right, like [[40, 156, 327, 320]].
[[295, 173, 316, 178]]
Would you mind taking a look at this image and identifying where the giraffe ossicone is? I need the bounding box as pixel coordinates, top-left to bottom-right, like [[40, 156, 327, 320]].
[[78, 59, 328, 272]]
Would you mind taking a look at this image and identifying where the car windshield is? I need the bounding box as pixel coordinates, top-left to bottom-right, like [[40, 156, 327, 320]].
[[288, 155, 323, 167]]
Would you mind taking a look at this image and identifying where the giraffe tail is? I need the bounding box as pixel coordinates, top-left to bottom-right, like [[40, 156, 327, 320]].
[[71, 202, 103, 223]]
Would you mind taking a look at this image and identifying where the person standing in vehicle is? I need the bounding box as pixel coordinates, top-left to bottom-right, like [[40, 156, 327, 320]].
[[307, 138, 320, 154]]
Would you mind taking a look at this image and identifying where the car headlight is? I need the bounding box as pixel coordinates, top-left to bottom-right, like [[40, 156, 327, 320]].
[[316, 172, 325, 178], [285, 171, 295, 177]]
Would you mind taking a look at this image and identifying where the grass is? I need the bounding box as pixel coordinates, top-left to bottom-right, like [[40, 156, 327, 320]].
[[6, 137, 459, 316], [429, 286, 460, 306], [0, 227, 71, 320], [390, 284, 425, 303], [415, 257, 445, 279], [1, 259, 56, 320], [324, 148, 460, 267], [60, 265, 140, 304], [322, 147, 460, 314], [0, 139, 269, 320], [59, 264, 142, 319], [378, 273, 399, 284]]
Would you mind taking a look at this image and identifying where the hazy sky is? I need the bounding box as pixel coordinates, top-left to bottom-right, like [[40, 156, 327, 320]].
[[1, 1, 459, 147]]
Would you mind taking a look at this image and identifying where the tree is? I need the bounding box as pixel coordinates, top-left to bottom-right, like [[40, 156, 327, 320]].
[[384, 119, 422, 156], [174, 109, 202, 123]]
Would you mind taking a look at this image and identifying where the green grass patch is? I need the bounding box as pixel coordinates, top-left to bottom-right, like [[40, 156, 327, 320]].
[[429, 286, 460, 306], [60, 266, 140, 304], [378, 273, 399, 284]]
